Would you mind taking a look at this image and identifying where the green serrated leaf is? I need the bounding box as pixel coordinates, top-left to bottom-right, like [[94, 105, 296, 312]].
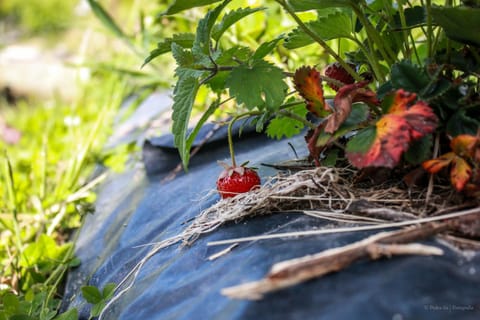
[[163, 0, 223, 16], [226, 60, 287, 110], [390, 60, 430, 94], [172, 77, 200, 169], [284, 12, 353, 49], [143, 33, 195, 67], [212, 7, 265, 41], [171, 43, 194, 67], [266, 104, 308, 139], [446, 109, 480, 136], [192, 1, 231, 58], [251, 37, 283, 60], [431, 6, 480, 46], [346, 126, 377, 153], [404, 135, 433, 165], [54, 308, 78, 320], [206, 47, 253, 92], [81, 286, 102, 304], [287, 0, 351, 12]]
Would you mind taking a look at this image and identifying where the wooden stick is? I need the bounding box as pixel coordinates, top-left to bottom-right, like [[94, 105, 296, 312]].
[[221, 219, 462, 300]]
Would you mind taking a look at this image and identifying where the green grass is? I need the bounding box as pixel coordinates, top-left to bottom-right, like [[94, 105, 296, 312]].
[[0, 73, 129, 318]]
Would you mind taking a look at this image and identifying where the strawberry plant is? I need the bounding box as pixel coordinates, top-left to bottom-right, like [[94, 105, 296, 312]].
[[144, 0, 480, 195]]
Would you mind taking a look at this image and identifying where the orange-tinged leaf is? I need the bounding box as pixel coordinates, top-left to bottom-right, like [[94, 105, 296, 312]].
[[346, 89, 438, 168], [451, 157, 472, 191], [450, 134, 477, 158], [387, 89, 417, 114], [294, 66, 331, 117], [347, 115, 410, 168], [422, 152, 455, 173]]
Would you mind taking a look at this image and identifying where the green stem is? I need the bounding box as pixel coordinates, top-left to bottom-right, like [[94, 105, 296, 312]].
[[227, 117, 238, 167], [276, 0, 362, 82], [278, 110, 316, 129], [397, 2, 411, 59], [425, 0, 433, 59], [351, 2, 396, 65], [351, 36, 385, 81], [3, 152, 23, 255]]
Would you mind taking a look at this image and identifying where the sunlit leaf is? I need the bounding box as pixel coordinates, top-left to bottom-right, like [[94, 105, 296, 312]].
[[287, 0, 351, 12], [284, 12, 353, 49], [266, 104, 308, 139], [211, 7, 265, 41], [226, 59, 287, 110], [293, 66, 331, 117], [163, 0, 223, 15]]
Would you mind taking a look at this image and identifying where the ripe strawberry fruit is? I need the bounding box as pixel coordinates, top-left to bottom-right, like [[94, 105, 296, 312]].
[[324, 62, 356, 91], [216, 165, 261, 199]]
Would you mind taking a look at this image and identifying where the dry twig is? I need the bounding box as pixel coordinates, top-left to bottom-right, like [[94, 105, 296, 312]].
[[222, 217, 476, 300]]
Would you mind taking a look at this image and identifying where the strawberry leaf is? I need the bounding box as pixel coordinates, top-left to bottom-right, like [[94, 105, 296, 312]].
[[324, 81, 378, 134], [294, 66, 330, 117], [266, 104, 308, 139], [451, 157, 472, 191], [404, 135, 433, 165], [316, 102, 369, 147], [347, 116, 410, 168], [346, 89, 438, 168], [226, 59, 287, 110], [284, 12, 353, 49], [390, 60, 430, 95], [422, 152, 455, 174], [450, 134, 478, 159]]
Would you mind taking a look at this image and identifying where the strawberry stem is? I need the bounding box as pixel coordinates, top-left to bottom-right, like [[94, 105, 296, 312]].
[[227, 117, 237, 167]]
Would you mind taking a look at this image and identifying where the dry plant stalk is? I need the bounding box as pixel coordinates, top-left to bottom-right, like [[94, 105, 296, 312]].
[[222, 219, 470, 300]]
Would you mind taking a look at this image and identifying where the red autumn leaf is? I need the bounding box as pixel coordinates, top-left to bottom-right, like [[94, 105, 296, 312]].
[[294, 66, 331, 117], [347, 115, 411, 168], [324, 81, 379, 134], [346, 89, 438, 168]]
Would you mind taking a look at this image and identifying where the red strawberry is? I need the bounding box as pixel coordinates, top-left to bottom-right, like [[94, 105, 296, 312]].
[[324, 62, 356, 91], [216, 165, 261, 199]]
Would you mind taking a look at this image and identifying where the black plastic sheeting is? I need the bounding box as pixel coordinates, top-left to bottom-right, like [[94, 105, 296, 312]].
[[63, 123, 480, 320]]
